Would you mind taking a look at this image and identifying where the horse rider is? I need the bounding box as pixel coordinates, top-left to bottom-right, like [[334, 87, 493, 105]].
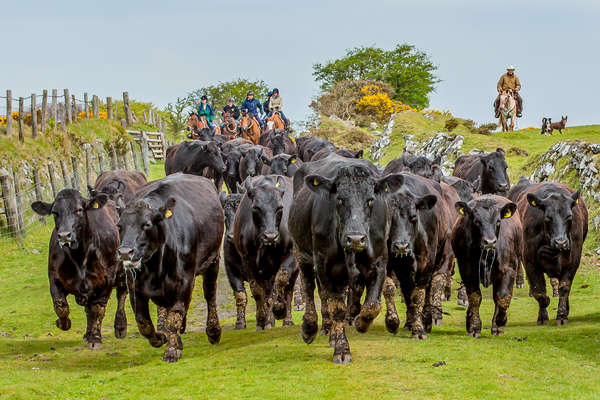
[[241, 90, 264, 128], [268, 88, 289, 127], [494, 65, 522, 118], [221, 97, 240, 130], [263, 91, 273, 116], [197, 95, 217, 132]]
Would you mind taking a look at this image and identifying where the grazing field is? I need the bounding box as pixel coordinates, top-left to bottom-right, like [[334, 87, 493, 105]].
[[1, 127, 600, 399]]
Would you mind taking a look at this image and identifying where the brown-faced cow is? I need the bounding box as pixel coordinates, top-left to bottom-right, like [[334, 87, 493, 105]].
[[117, 173, 224, 362], [31, 189, 127, 349]]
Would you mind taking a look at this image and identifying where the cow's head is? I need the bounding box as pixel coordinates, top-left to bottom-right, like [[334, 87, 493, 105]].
[[264, 154, 297, 176], [270, 133, 288, 155], [245, 175, 286, 246], [336, 148, 363, 159], [455, 197, 516, 251], [241, 146, 265, 178], [32, 189, 109, 250], [305, 165, 390, 252], [193, 141, 225, 174], [405, 155, 442, 182], [527, 190, 580, 251], [480, 149, 510, 195], [88, 181, 127, 212], [223, 148, 242, 179], [219, 191, 243, 242], [116, 195, 176, 270]]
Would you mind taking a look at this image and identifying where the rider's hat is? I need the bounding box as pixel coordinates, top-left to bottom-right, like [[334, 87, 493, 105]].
[[507, 65, 515, 70], [201, 95, 208, 100], [228, 97, 234, 102], [272, 88, 279, 94], [247, 90, 254, 96]]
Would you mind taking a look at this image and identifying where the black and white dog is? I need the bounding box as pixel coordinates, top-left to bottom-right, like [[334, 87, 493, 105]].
[[541, 117, 552, 136]]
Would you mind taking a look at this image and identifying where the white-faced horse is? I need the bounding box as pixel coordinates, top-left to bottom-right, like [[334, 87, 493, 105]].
[[497, 90, 517, 132]]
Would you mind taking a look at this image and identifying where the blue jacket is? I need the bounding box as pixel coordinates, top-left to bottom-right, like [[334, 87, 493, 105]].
[[240, 98, 263, 116]]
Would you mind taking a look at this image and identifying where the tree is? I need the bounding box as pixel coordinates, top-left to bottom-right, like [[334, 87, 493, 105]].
[[164, 96, 190, 138], [188, 79, 270, 115], [313, 44, 439, 109]]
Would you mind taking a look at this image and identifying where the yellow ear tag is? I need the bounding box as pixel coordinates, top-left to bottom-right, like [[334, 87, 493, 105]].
[[531, 200, 536, 206], [92, 202, 99, 209], [313, 179, 319, 186], [385, 185, 389, 193], [459, 208, 464, 215], [576, 198, 579, 204], [291, 138, 295, 143], [165, 209, 173, 219], [504, 210, 512, 218], [201, 145, 205, 150], [275, 181, 280, 188], [290, 158, 296, 164]]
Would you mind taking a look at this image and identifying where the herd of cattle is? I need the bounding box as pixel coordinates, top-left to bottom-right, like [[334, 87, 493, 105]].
[[30, 127, 588, 364]]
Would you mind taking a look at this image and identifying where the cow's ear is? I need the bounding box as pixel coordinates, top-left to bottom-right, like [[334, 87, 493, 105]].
[[87, 185, 97, 197], [219, 191, 227, 207], [86, 193, 108, 210], [417, 194, 437, 210], [158, 196, 176, 220], [244, 178, 255, 199], [500, 202, 517, 219], [114, 194, 126, 214], [236, 182, 246, 194], [431, 165, 442, 183], [31, 201, 53, 216], [571, 190, 580, 208], [472, 177, 481, 193], [496, 148, 506, 157], [261, 154, 271, 165], [288, 154, 297, 165], [527, 193, 543, 209], [455, 201, 472, 217], [305, 174, 334, 194], [375, 173, 404, 195], [354, 150, 363, 159]]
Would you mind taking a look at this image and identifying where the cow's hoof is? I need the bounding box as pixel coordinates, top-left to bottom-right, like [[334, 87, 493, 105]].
[[256, 325, 264, 332], [537, 318, 549, 326], [333, 353, 352, 364], [162, 347, 182, 363], [234, 320, 246, 330], [114, 325, 127, 339], [282, 319, 294, 327], [206, 326, 222, 344], [294, 304, 305, 311], [468, 331, 481, 338], [272, 301, 286, 320], [87, 341, 102, 350], [385, 315, 400, 334], [264, 322, 273, 330], [354, 317, 372, 333], [516, 282, 524, 289], [552, 290, 559, 298], [150, 332, 167, 348], [491, 327, 504, 336], [457, 299, 468, 307], [411, 332, 427, 340], [56, 318, 71, 331], [433, 318, 443, 327], [320, 327, 330, 336], [556, 318, 568, 326]]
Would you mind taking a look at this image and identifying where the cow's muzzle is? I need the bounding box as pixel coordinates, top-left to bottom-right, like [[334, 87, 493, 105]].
[[262, 231, 280, 246], [392, 241, 412, 257], [344, 233, 367, 251], [57, 231, 77, 249], [118, 247, 143, 271], [552, 237, 570, 251]]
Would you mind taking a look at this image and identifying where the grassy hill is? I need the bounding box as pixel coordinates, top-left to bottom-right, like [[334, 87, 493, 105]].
[[1, 115, 600, 399]]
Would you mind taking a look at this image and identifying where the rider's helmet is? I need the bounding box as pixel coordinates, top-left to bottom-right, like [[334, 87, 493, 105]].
[[228, 97, 234, 103], [272, 88, 279, 94], [247, 90, 254, 96], [201, 95, 208, 101], [507, 65, 515, 70], [268, 91, 273, 97]]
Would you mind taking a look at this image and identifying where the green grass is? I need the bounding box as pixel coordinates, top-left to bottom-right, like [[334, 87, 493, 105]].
[[2, 124, 600, 399]]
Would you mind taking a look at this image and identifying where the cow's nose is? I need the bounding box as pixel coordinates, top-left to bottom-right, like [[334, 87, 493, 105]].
[[498, 183, 509, 191], [263, 232, 280, 244], [345, 234, 367, 250], [554, 237, 569, 250], [118, 247, 134, 261], [57, 231, 72, 241], [392, 241, 410, 254], [481, 238, 497, 249]]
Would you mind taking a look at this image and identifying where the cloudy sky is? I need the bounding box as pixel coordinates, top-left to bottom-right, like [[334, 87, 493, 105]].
[[3, 0, 599, 129]]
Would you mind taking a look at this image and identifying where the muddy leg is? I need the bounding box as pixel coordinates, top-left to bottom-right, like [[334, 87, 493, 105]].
[[250, 280, 268, 331], [527, 267, 549, 325], [203, 260, 222, 343], [283, 268, 299, 327], [383, 276, 400, 334], [329, 294, 352, 364], [273, 255, 295, 321], [50, 280, 71, 331], [163, 308, 184, 363], [550, 277, 559, 298], [317, 278, 331, 336], [293, 271, 305, 311], [515, 263, 525, 289], [430, 273, 445, 326], [298, 257, 318, 344], [84, 301, 106, 350], [156, 306, 167, 333], [410, 286, 427, 339], [234, 291, 248, 330], [355, 259, 385, 333], [346, 277, 363, 326], [133, 293, 166, 348], [457, 282, 468, 307], [423, 283, 434, 334], [492, 272, 514, 336], [114, 285, 128, 339], [556, 279, 572, 325], [443, 272, 453, 301], [465, 287, 482, 338]]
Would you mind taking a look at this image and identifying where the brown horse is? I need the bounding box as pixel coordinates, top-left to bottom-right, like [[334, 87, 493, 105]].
[[187, 112, 221, 138], [240, 111, 261, 144], [266, 112, 286, 131], [221, 111, 239, 139]]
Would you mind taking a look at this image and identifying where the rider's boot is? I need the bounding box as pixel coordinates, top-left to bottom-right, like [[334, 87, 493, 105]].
[[495, 107, 500, 119], [494, 96, 500, 118]]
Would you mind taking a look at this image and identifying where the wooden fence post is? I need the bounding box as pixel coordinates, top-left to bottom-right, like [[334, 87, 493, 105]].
[[113, 102, 118, 121], [60, 159, 70, 188], [5, 90, 11, 135], [41, 89, 48, 132], [47, 162, 58, 197], [107, 97, 113, 120], [92, 95, 99, 119], [117, 151, 126, 170], [71, 95, 77, 123], [96, 143, 105, 173], [110, 147, 118, 170], [0, 174, 22, 240], [64, 89, 71, 125], [84, 93, 89, 118], [141, 131, 149, 176], [84, 144, 93, 188], [18, 97, 24, 142], [71, 156, 80, 190], [12, 169, 26, 236], [129, 141, 140, 172], [143, 110, 147, 124], [51, 89, 58, 131], [60, 104, 66, 132], [160, 131, 167, 158], [31, 93, 38, 139], [32, 164, 45, 223], [123, 92, 132, 126]]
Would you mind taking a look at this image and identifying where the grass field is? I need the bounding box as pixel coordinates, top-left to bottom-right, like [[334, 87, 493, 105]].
[[1, 124, 600, 399]]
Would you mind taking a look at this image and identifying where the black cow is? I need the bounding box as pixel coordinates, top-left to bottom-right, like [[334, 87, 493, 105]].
[[311, 147, 363, 161], [297, 137, 335, 162], [165, 140, 225, 190], [221, 139, 253, 193], [289, 154, 393, 363], [31, 190, 127, 349], [384, 153, 442, 182], [441, 176, 477, 202], [259, 130, 297, 155], [453, 148, 510, 195], [219, 192, 248, 329], [117, 173, 224, 362], [88, 170, 147, 210], [516, 182, 588, 325], [239, 145, 272, 182], [451, 195, 522, 337], [381, 173, 448, 339], [263, 153, 302, 177], [233, 175, 298, 330]]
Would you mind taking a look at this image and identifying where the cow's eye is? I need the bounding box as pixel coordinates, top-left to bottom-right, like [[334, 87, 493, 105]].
[[76, 208, 84, 213], [409, 215, 418, 223], [143, 222, 152, 230], [337, 198, 344, 206], [367, 199, 374, 208]]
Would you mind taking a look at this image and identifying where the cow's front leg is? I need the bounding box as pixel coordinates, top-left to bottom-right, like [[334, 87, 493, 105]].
[[282, 268, 299, 326], [114, 284, 128, 339], [298, 256, 318, 344], [409, 286, 427, 339], [316, 278, 331, 335], [492, 271, 514, 336], [163, 306, 185, 363], [355, 259, 385, 333], [50, 279, 71, 331], [383, 275, 400, 334], [526, 266, 549, 325], [84, 300, 107, 349], [465, 285, 482, 338], [273, 255, 296, 321], [329, 293, 352, 364], [556, 277, 573, 326], [430, 272, 446, 326], [250, 280, 268, 331], [203, 260, 222, 343], [132, 293, 166, 348]]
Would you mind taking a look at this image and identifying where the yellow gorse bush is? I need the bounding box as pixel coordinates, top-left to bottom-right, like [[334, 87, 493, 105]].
[[77, 111, 108, 121], [356, 85, 417, 122]]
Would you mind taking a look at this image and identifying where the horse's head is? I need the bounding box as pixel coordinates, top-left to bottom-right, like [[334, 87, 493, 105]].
[[187, 112, 198, 131]]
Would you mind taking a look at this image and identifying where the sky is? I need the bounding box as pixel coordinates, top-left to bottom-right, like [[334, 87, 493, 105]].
[[2, 0, 599, 129]]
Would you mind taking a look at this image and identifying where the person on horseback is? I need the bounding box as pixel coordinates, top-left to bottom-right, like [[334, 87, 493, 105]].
[[267, 88, 288, 127], [222, 97, 240, 120], [240, 90, 264, 128], [197, 95, 217, 132], [263, 91, 273, 115], [494, 65, 522, 118]]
